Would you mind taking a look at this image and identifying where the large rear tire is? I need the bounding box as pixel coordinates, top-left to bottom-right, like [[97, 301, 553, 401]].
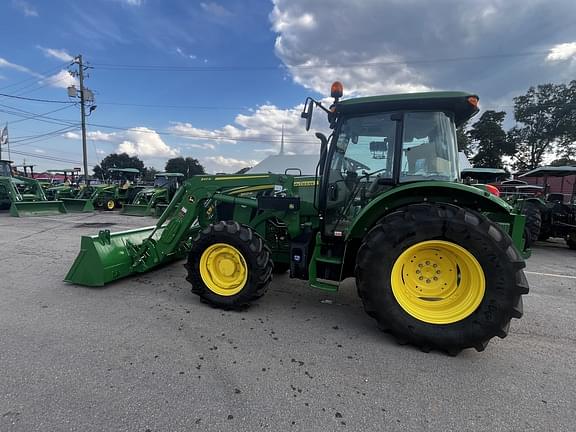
[[523, 201, 542, 247], [356, 203, 528, 355], [186, 221, 273, 309]]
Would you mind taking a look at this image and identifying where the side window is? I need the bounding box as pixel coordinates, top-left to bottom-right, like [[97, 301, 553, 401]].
[[400, 112, 458, 181]]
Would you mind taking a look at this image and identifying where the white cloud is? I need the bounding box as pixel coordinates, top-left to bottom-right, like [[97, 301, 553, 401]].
[[34, 149, 45, 154], [117, 127, 178, 157], [96, 148, 106, 155], [115, 0, 142, 6], [186, 143, 216, 150], [201, 2, 232, 17], [38, 47, 74, 62], [176, 47, 197, 60], [270, 1, 430, 96], [64, 128, 177, 158], [203, 156, 259, 173], [0, 57, 42, 77], [12, 0, 38, 17], [170, 103, 321, 155], [546, 42, 576, 62], [63, 130, 118, 141], [42, 70, 77, 89]]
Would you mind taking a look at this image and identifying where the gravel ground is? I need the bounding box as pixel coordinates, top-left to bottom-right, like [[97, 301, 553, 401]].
[[0, 211, 575, 431]]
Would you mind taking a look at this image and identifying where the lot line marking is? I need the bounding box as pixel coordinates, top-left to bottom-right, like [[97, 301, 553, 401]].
[[526, 271, 576, 280]]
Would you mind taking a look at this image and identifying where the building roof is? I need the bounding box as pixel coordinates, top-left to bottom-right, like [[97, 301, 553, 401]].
[[519, 166, 576, 178], [247, 154, 319, 176]]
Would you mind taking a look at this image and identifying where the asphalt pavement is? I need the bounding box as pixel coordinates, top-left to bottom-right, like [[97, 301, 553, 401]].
[[1, 211, 575, 431]]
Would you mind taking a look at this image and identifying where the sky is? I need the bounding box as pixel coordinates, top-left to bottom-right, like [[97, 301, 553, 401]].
[[0, 0, 575, 173]]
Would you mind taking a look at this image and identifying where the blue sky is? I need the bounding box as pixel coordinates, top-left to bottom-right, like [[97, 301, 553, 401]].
[[0, 0, 575, 173]]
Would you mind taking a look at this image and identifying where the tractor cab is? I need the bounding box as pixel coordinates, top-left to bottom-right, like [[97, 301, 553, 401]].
[[301, 84, 480, 237], [153, 172, 184, 190]]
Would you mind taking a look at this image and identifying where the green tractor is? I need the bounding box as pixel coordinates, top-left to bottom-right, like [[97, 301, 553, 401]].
[[461, 168, 543, 246], [44, 169, 81, 201], [0, 160, 67, 216], [66, 84, 529, 354], [519, 166, 576, 248], [62, 168, 141, 212], [121, 172, 184, 216]]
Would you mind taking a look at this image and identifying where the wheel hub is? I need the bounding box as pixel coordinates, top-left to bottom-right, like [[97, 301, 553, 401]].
[[391, 240, 485, 324], [200, 243, 248, 296]]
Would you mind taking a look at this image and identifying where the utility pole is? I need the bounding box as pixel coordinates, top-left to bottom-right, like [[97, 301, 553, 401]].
[[77, 55, 88, 184], [68, 55, 96, 184]]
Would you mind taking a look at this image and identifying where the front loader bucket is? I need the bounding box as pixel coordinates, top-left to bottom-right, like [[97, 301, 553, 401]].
[[65, 226, 159, 286], [10, 200, 67, 217], [61, 198, 95, 213], [120, 204, 152, 216]]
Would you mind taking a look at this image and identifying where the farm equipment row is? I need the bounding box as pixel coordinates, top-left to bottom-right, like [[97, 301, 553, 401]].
[[0, 160, 66, 216]]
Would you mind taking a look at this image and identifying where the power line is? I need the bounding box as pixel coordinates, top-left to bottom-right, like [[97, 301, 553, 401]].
[[91, 51, 549, 72], [0, 103, 78, 127], [9, 148, 92, 167], [0, 92, 75, 104], [0, 62, 71, 92]]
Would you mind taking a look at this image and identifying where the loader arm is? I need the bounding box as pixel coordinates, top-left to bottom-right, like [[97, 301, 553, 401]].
[[65, 174, 300, 286]]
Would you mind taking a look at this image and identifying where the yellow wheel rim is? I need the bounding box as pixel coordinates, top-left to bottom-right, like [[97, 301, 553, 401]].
[[391, 240, 485, 324], [106, 200, 115, 210], [199, 243, 248, 296]]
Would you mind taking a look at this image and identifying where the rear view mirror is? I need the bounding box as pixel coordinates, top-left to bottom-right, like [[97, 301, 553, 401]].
[[315, 132, 328, 176], [301, 98, 315, 131]]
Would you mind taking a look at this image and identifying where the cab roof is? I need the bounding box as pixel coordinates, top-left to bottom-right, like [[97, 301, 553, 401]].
[[155, 172, 184, 177], [107, 168, 140, 174], [337, 91, 479, 127]]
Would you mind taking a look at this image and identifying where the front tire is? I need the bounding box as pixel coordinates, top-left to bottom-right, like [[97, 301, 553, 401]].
[[356, 203, 528, 354], [186, 221, 273, 309]]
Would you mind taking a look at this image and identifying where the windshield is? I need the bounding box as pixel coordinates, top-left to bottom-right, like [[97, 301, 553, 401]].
[[332, 113, 396, 179], [400, 111, 459, 182]]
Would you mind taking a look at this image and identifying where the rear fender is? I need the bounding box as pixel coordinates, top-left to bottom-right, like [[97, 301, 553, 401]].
[[347, 182, 515, 240]]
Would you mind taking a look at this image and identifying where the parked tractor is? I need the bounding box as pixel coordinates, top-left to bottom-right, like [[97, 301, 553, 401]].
[[461, 168, 542, 245], [121, 172, 184, 216], [0, 160, 67, 216], [61, 168, 141, 212], [519, 166, 576, 248], [44, 169, 81, 201], [66, 84, 529, 354]]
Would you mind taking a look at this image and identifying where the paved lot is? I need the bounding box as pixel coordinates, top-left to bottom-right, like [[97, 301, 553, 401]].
[[1, 211, 575, 431]]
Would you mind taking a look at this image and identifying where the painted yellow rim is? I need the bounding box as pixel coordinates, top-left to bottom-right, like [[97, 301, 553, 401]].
[[106, 199, 115, 210], [199, 243, 248, 296], [391, 240, 485, 324]]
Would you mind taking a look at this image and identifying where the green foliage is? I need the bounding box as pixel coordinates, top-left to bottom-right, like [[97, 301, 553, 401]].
[[469, 111, 512, 168], [93, 153, 145, 180], [456, 122, 471, 156], [165, 157, 205, 178], [142, 167, 159, 182], [510, 81, 576, 171]]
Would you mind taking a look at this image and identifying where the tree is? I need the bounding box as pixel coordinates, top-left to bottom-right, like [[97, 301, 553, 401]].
[[456, 122, 472, 156], [510, 81, 576, 172], [550, 157, 576, 167], [165, 157, 205, 178], [142, 167, 159, 182], [93, 153, 145, 180], [468, 110, 512, 168]]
